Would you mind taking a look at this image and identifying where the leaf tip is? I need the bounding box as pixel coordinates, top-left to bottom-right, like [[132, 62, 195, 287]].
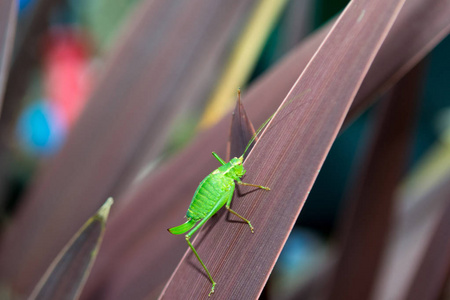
[[97, 197, 114, 220]]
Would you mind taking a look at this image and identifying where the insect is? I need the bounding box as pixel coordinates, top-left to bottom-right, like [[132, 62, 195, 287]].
[[168, 91, 275, 297]]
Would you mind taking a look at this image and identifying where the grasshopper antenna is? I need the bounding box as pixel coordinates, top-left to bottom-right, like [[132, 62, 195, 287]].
[[241, 88, 311, 158], [242, 110, 275, 157]]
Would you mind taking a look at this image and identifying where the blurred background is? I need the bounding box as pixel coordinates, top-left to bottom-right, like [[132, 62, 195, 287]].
[[1, 0, 449, 299]]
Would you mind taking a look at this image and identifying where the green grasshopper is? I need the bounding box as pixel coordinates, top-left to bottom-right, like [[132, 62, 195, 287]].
[[168, 92, 274, 297]]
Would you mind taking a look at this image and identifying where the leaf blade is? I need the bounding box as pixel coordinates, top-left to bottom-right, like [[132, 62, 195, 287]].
[[160, 0, 407, 298], [29, 198, 113, 300], [84, 0, 450, 298], [0, 0, 16, 112]]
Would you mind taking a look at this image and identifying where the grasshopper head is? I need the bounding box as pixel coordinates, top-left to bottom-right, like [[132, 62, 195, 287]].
[[230, 156, 246, 177]]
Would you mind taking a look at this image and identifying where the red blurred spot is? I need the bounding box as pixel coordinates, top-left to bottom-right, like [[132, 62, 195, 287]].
[[43, 28, 91, 128]]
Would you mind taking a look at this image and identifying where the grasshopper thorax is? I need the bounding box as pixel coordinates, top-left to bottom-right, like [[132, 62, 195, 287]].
[[227, 156, 246, 179]]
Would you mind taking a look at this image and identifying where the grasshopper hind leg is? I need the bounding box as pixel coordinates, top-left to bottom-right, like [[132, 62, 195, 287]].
[[184, 199, 226, 296], [185, 234, 216, 296]]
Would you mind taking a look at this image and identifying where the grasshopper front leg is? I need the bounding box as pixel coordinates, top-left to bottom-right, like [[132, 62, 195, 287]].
[[237, 180, 271, 190]]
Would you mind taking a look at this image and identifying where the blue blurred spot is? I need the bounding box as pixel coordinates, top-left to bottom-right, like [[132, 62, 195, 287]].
[[17, 101, 66, 156], [277, 228, 324, 273], [19, 0, 34, 12], [269, 228, 326, 297]]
